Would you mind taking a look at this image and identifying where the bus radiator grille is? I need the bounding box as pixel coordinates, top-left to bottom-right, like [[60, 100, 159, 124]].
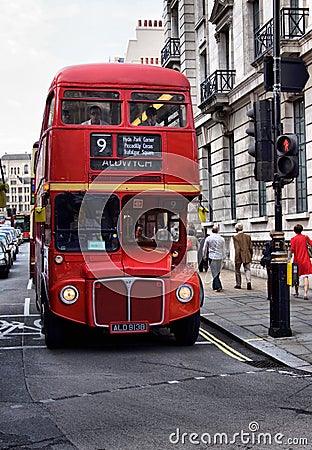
[[93, 278, 165, 327]]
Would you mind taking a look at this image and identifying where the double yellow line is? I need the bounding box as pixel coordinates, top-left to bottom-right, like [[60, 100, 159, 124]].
[[199, 328, 253, 363]]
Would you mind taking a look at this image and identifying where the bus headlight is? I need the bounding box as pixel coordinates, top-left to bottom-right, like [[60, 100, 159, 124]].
[[54, 255, 64, 264], [176, 284, 193, 303], [60, 286, 79, 304]]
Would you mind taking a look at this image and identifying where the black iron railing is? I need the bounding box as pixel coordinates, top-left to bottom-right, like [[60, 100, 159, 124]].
[[161, 38, 180, 66], [281, 7, 309, 38], [254, 20, 274, 61], [254, 8, 309, 60], [200, 70, 236, 105]]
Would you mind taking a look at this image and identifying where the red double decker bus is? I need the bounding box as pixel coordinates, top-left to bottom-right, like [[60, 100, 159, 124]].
[[13, 214, 30, 241], [31, 63, 203, 348]]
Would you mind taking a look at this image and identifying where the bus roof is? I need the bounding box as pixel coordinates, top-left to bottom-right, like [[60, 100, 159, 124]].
[[50, 63, 190, 91]]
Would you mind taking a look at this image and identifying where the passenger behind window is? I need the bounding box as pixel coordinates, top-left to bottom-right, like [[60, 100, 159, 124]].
[[62, 109, 71, 124], [139, 106, 159, 126], [82, 105, 108, 125]]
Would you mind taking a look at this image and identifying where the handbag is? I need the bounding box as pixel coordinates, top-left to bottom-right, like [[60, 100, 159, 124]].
[[260, 255, 271, 267], [306, 236, 312, 258]]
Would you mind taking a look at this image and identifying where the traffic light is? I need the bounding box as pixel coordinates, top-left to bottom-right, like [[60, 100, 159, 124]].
[[276, 134, 299, 179], [31, 178, 35, 205], [246, 99, 274, 181]]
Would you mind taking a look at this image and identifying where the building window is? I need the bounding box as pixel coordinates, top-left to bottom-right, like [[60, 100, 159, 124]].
[[229, 134, 236, 220], [24, 165, 29, 174], [294, 98, 307, 213], [207, 145, 213, 222], [259, 181, 267, 217], [200, 49, 207, 82], [253, 0, 260, 58], [197, 0, 205, 18], [200, 144, 213, 222]]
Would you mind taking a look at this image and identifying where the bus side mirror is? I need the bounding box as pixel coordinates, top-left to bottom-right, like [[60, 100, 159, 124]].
[[35, 207, 46, 223]]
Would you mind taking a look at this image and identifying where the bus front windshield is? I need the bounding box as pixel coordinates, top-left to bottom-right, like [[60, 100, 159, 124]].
[[54, 193, 185, 252], [121, 195, 184, 248], [54, 192, 120, 252]]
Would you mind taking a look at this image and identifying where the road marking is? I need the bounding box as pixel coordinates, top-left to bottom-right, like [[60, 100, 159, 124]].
[[0, 345, 45, 350], [245, 337, 264, 342], [0, 314, 39, 318], [27, 279, 33, 290], [24, 298, 30, 316], [0, 319, 41, 338], [199, 328, 253, 363]]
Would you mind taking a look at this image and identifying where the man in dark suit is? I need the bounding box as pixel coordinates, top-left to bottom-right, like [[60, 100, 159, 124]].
[[233, 223, 253, 290]]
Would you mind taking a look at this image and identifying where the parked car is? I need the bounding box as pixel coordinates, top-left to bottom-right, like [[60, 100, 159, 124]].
[[0, 241, 10, 278], [15, 228, 23, 245], [0, 226, 19, 258], [0, 232, 14, 268], [0, 229, 17, 262]]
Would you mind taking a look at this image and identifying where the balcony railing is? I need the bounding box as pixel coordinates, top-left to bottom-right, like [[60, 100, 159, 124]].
[[200, 70, 236, 106], [161, 38, 180, 66], [254, 7, 309, 60]]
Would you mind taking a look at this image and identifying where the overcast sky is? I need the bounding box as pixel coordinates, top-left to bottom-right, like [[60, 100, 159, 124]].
[[0, 0, 163, 157]]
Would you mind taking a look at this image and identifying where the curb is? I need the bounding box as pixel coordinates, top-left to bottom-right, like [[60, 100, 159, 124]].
[[200, 312, 312, 374]]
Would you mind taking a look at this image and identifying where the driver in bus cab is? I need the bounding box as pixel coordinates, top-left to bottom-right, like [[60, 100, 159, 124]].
[[140, 106, 158, 126], [135, 224, 149, 242], [82, 105, 108, 125]]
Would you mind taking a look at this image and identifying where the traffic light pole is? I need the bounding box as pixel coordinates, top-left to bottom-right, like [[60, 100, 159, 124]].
[[269, 0, 292, 337]]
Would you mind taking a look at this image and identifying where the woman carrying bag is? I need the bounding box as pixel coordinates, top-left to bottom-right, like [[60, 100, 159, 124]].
[[290, 224, 312, 300]]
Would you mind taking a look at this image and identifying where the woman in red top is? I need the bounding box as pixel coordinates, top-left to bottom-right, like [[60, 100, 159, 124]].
[[290, 224, 312, 299]]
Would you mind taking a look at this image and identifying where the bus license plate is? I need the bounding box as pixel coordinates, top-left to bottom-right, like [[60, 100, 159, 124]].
[[109, 321, 149, 334]]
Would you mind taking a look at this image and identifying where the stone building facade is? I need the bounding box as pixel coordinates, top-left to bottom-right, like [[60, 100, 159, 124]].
[[0, 153, 31, 215], [161, 0, 312, 273], [125, 19, 164, 65]]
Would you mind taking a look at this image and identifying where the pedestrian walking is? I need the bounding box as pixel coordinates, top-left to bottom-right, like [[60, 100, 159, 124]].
[[203, 225, 226, 292], [186, 228, 199, 269], [197, 230, 208, 272], [290, 223, 312, 300], [233, 223, 253, 290], [260, 229, 275, 300]]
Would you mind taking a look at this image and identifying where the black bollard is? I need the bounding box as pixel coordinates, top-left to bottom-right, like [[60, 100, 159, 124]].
[[268, 231, 292, 338]]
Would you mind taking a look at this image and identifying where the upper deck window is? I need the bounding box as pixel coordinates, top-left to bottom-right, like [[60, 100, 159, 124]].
[[64, 91, 120, 99], [129, 92, 187, 127], [61, 90, 121, 125]]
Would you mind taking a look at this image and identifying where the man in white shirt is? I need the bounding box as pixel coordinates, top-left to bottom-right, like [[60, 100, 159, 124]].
[[203, 225, 226, 292], [82, 105, 108, 125]]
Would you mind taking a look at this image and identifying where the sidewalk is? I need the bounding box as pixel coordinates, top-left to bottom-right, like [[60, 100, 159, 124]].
[[199, 269, 312, 373]]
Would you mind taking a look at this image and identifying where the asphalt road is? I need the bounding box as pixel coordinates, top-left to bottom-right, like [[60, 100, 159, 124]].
[[0, 244, 311, 449]]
